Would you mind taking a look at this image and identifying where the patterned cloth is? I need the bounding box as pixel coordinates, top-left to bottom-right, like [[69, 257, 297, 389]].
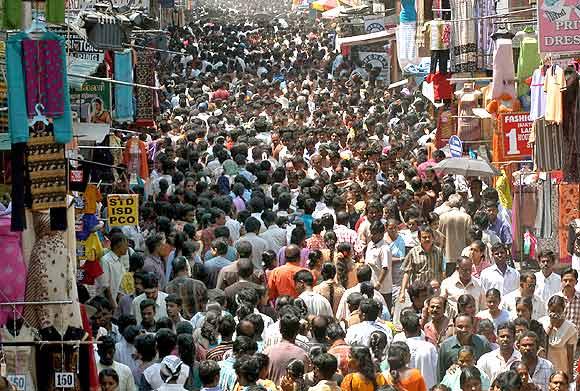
[[558, 291, 580, 335], [0, 216, 26, 326], [26, 123, 67, 211], [21, 39, 65, 118], [134, 50, 155, 120], [450, 0, 477, 72], [334, 224, 365, 256], [559, 184, 580, 263], [532, 119, 564, 172]]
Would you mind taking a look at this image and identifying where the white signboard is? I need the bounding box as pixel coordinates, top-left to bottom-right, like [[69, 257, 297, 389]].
[[364, 15, 385, 33], [359, 51, 390, 83]]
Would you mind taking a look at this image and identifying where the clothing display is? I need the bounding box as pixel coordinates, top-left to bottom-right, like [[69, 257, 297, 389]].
[[114, 50, 135, 122], [45, 0, 65, 24], [425, 73, 453, 101], [559, 184, 580, 263], [529, 68, 547, 121], [544, 65, 565, 124], [396, 22, 418, 70], [0, 324, 38, 391], [123, 136, 149, 179], [21, 40, 65, 118], [426, 19, 451, 73], [0, 215, 27, 326], [516, 36, 540, 97], [6, 31, 72, 145], [456, 84, 482, 141], [135, 50, 156, 120], [562, 67, 580, 183], [535, 175, 555, 239], [531, 119, 563, 172], [450, 0, 477, 72], [491, 39, 516, 99], [1, 0, 22, 29], [37, 326, 90, 391], [23, 211, 82, 332]]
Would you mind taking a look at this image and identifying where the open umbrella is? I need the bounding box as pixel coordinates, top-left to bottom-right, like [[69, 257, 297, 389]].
[[433, 157, 501, 177], [321, 5, 346, 18], [312, 0, 338, 11]]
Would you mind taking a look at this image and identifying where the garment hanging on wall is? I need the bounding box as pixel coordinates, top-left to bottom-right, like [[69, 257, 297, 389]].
[[123, 136, 148, 179], [512, 184, 538, 254], [45, 0, 65, 24], [0, 215, 26, 326], [134, 50, 156, 120], [562, 67, 580, 183], [1, 0, 21, 29], [491, 39, 516, 99], [535, 176, 554, 238], [22, 208, 82, 332], [0, 324, 38, 391], [476, 0, 495, 69], [529, 68, 547, 121], [21, 40, 65, 117], [530, 119, 563, 172], [6, 32, 72, 145], [544, 65, 565, 124], [450, 0, 477, 72], [516, 36, 540, 98], [114, 50, 134, 122], [426, 19, 451, 74], [559, 184, 580, 263]]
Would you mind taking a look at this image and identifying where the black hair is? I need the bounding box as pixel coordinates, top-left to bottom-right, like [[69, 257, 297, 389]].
[[312, 353, 338, 379], [99, 368, 119, 385], [134, 334, 157, 362], [199, 360, 221, 386], [155, 328, 177, 358], [459, 367, 483, 390]]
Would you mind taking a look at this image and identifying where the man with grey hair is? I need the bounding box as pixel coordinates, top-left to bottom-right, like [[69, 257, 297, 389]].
[[438, 193, 472, 276]]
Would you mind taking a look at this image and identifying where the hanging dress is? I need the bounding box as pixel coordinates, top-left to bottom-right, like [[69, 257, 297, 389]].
[[0, 325, 37, 391]]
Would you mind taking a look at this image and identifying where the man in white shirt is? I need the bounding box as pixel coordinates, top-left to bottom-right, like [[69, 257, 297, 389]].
[[365, 221, 393, 313], [440, 257, 486, 317], [345, 298, 392, 346], [335, 265, 389, 321], [480, 243, 520, 295], [260, 210, 287, 253], [535, 250, 561, 302], [132, 273, 168, 324], [295, 270, 333, 317], [502, 271, 547, 320], [96, 335, 136, 391], [393, 309, 438, 389], [477, 322, 521, 383], [96, 233, 129, 311]]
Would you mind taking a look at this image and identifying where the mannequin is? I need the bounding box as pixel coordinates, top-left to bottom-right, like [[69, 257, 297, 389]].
[[0, 316, 38, 391], [123, 135, 149, 180], [456, 83, 483, 141]]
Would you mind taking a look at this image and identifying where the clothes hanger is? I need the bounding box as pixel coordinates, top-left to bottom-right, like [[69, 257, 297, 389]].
[[29, 104, 48, 126], [523, 26, 535, 33]]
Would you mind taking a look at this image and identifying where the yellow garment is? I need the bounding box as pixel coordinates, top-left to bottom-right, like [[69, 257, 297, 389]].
[[495, 170, 513, 209], [84, 232, 104, 262], [83, 184, 102, 214], [120, 271, 135, 295]]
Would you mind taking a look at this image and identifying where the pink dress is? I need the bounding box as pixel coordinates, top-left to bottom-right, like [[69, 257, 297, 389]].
[[0, 215, 26, 325]]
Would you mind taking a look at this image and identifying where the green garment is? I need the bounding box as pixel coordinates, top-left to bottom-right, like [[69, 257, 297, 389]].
[[517, 37, 541, 97], [46, 0, 65, 24], [1, 0, 22, 29], [437, 335, 492, 381]]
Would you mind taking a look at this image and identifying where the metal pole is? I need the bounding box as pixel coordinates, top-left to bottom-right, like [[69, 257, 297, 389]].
[[68, 72, 161, 90]]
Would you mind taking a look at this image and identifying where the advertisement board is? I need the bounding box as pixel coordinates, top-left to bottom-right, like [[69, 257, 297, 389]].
[[500, 112, 533, 160]]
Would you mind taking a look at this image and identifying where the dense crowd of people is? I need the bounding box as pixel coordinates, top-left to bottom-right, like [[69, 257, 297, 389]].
[[79, 1, 580, 391]]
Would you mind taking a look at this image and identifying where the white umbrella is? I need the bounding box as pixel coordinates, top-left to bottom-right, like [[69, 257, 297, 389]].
[[321, 5, 345, 18], [433, 157, 501, 177]]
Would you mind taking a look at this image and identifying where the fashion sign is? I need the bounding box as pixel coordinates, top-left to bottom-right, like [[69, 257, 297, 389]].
[[538, 0, 580, 53], [500, 112, 533, 160]]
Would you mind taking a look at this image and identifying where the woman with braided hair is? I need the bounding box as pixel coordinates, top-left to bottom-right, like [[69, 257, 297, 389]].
[[384, 341, 427, 391], [341, 346, 387, 391]]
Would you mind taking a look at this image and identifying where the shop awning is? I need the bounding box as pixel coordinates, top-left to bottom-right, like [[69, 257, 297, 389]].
[[335, 29, 395, 51]]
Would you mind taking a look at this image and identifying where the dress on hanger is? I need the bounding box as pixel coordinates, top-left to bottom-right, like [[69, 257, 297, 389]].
[[0, 324, 37, 391], [450, 0, 477, 72], [491, 38, 516, 99], [22, 212, 81, 332]]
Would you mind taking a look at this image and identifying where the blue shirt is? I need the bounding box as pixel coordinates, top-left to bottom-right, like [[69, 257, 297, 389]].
[[204, 246, 237, 262], [218, 357, 237, 391], [299, 214, 314, 238], [489, 217, 513, 245], [388, 235, 406, 259], [399, 0, 417, 22]]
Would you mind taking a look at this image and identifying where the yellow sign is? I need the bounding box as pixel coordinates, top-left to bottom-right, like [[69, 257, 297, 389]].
[[107, 194, 139, 227]]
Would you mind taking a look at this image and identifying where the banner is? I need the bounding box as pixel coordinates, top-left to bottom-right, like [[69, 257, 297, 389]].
[[71, 80, 112, 124], [364, 16, 385, 33], [499, 112, 533, 160], [538, 0, 580, 53], [53, 27, 104, 62], [358, 51, 390, 83], [107, 194, 139, 227]]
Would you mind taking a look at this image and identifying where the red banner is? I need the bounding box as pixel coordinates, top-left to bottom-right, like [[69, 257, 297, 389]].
[[499, 112, 533, 161]]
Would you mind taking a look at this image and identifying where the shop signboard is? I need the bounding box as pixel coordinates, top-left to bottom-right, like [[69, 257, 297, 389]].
[[499, 112, 533, 160], [108, 194, 139, 226], [538, 0, 580, 53], [358, 51, 390, 82], [364, 16, 385, 33], [71, 79, 112, 123]]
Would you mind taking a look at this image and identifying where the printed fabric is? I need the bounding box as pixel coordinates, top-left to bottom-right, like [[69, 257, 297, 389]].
[[135, 50, 155, 120], [21, 39, 65, 118]]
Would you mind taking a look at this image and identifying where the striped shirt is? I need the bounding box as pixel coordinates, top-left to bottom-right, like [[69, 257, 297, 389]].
[[402, 244, 444, 283]]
